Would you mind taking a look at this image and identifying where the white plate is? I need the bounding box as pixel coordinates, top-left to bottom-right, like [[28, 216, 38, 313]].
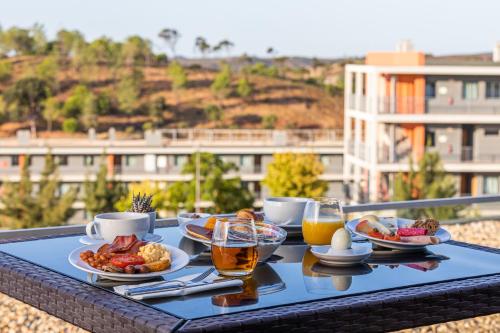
[[178, 218, 212, 245], [68, 243, 189, 281], [79, 233, 164, 245], [310, 244, 372, 263], [346, 218, 451, 251]]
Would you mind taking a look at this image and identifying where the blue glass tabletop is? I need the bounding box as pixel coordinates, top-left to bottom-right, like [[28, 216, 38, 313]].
[[0, 226, 499, 320]]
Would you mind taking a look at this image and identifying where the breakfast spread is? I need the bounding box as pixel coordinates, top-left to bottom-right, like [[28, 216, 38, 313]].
[[355, 215, 442, 245], [79, 234, 171, 274]]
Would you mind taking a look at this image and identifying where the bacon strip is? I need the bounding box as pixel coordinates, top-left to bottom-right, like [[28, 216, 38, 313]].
[[106, 235, 139, 253]]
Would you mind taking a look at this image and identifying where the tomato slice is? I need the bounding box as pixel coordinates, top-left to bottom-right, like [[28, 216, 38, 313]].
[[368, 231, 384, 239], [110, 254, 145, 268]]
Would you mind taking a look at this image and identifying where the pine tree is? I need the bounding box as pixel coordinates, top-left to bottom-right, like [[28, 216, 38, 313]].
[[0, 154, 77, 229], [83, 162, 127, 217], [393, 151, 460, 220]]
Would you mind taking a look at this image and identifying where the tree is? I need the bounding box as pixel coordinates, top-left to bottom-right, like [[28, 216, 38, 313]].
[[0, 27, 35, 55], [63, 84, 93, 117], [115, 181, 168, 212], [0, 60, 12, 83], [211, 64, 232, 98], [62, 118, 78, 133], [116, 68, 143, 114], [158, 28, 180, 58], [236, 77, 253, 98], [167, 61, 188, 90], [4, 77, 52, 136], [42, 97, 62, 132], [31, 23, 48, 55], [194, 37, 211, 58], [35, 55, 59, 83], [121, 36, 152, 66], [148, 96, 167, 127], [83, 162, 127, 217], [204, 104, 223, 122], [165, 152, 254, 213], [393, 152, 460, 220], [81, 92, 98, 129], [0, 154, 77, 229], [262, 153, 327, 197], [213, 39, 234, 58]]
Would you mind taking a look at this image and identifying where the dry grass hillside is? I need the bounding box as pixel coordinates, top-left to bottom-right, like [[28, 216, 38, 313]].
[[0, 56, 344, 137]]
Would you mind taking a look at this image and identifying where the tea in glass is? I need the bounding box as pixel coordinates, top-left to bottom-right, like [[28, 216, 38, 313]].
[[211, 218, 258, 276]]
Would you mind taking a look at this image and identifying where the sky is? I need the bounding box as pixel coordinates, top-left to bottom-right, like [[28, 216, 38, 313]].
[[1, 0, 500, 59]]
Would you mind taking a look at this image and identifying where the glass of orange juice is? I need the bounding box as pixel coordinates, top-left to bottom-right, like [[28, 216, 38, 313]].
[[302, 198, 344, 246]]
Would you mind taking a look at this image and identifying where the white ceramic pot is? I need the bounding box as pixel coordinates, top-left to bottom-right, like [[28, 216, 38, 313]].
[[86, 212, 150, 243]]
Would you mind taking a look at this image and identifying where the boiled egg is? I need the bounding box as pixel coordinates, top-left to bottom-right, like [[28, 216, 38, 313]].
[[331, 228, 352, 250]]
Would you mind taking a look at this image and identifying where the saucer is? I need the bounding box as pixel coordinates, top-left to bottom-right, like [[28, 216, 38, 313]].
[[79, 233, 164, 245], [310, 244, 372, 266]]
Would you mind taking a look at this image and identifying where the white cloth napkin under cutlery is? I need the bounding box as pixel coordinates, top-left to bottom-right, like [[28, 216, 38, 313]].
[[114, 273, 243, 300]]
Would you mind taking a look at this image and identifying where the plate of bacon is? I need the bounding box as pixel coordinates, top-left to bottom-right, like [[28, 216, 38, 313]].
[[346, 215, 451, 251], [68, 235, 189, 281]]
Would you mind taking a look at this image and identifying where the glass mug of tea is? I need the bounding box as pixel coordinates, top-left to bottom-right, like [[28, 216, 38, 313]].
[[211, 218, 259, 276], [302, 198, 344, 246]]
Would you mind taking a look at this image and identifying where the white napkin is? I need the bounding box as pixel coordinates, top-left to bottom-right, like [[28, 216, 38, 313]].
[[114, 273, 243, 300]]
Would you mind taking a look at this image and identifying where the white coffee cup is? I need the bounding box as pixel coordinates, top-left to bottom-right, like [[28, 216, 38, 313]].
[[263, 197, 311, 225], [86, 212, 150, 243]]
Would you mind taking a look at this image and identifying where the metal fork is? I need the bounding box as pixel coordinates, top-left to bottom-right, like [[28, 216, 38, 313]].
[[125, 267, 215, 295]]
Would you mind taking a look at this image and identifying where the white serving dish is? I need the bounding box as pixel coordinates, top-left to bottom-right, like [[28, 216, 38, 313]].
[[178, 217, 287, 261], [68, 243, 189, 281], [263, 197, 310, 225], [346, 218, 451, 251]]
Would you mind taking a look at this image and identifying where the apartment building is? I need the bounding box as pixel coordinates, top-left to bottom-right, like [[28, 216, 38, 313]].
[[0, 129, 344, 216], [344, 50, 500, 203]]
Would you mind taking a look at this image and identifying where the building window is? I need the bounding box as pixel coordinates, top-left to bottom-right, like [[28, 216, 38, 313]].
[[320, 155, 331, 166], [174, 155, 187, 167], [462, 81, 479, 100], [425, 81, 436, 98], [56, 155, 68, 166], [483, 176, 499, 194], [124, 155, 138, 167], [83, 155, 94, 166], [11, 155, 19, 166], [486, 81, 500, 98], [240, 155, 253, 168], [485, 128, 499, 136]]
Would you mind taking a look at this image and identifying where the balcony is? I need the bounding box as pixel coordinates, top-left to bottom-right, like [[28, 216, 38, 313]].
[[348, 95, 500, 115]]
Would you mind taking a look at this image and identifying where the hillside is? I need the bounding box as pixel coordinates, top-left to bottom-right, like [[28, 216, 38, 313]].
[[0, 56, 344, 138]]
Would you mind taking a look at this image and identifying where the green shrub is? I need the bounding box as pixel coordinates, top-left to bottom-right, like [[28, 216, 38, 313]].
[[167, 61, 188, 90], [142, 122, 153, 131], [211, 64, 232, 98], [62, 118, 78, 133], [236, 77, 253, 98], [262, 114, 278, 129], [204, 104, 223, 122]]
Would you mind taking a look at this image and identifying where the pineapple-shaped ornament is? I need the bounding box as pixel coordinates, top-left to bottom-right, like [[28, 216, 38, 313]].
[[130, 192, 156, 234]]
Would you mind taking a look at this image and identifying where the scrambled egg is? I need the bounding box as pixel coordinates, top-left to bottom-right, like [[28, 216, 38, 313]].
[[138, 243, 170, 263]]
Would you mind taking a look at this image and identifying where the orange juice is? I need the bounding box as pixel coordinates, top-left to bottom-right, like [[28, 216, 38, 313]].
[[302, 218, 344, 245]]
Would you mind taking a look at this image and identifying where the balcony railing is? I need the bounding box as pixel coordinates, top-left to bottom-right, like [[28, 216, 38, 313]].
[[347, 95, 500, 114]]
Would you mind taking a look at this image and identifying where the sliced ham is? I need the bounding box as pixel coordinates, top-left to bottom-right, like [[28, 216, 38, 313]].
[[400, 236, 440, 245]]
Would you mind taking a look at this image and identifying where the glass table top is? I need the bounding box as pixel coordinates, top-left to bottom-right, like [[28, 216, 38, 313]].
[[1, 226, 499, 320]]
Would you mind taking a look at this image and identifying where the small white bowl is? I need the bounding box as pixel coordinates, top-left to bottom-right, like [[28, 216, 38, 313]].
[[177, 212, 211, 225], [263, 197, 310, 225]]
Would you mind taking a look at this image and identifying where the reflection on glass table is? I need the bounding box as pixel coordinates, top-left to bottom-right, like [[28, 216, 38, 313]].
[[212, 263, 285, 308]]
